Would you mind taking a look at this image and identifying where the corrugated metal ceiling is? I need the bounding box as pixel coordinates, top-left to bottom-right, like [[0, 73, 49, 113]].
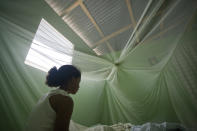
[[44, 0, 148, 55], [45, 0, 76, 15]]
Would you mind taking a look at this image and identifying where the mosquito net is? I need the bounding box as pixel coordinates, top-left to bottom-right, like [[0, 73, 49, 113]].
[[0, 0, 197, 130]]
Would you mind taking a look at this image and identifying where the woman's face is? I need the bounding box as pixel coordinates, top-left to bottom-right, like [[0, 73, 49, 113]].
[[68, 77, 81, 94]]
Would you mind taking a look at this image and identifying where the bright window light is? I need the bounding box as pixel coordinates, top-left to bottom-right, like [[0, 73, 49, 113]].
[[25, 19, 74, 72]]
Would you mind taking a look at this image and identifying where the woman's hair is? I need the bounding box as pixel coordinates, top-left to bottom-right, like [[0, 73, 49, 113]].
[[45, 65, 81, 87]]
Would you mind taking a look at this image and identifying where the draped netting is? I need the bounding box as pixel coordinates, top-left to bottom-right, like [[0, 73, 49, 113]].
[[0, 0, 197, 131]]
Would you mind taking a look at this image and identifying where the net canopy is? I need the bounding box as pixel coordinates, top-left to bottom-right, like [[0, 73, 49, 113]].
[[0, 0, 197, 130]]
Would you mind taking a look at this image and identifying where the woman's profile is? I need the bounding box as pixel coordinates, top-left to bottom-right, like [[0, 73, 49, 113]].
[[26, 65, 81, 131]]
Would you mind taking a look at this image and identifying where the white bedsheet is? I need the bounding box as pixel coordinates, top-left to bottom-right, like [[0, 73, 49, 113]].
[[70, 121, 132, 131], [69, 121, 189, 131], [131, 122, 187, 131]]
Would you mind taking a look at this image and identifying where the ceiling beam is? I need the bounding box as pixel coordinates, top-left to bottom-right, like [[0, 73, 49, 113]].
[[185, 9, 197, 32], [60, 1, 80, 17], [125, 0, 136, 27], [125, 0, 139, 43], [93, 24, 132, 47], [79, 0, 104, 37], [106, 42, 115, 52], [144, 18, 184, 43], [78, 0, 115, 52], [160, 22, 164, 30]]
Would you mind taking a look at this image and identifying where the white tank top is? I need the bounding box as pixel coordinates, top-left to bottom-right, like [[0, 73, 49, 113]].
[[25, 88, 70, 131]]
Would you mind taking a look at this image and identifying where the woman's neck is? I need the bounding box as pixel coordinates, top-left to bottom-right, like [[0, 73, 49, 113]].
[[59, 86, 71, 94]]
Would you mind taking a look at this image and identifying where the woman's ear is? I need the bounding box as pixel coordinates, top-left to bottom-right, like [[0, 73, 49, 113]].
[[71, 77, 76, 85]]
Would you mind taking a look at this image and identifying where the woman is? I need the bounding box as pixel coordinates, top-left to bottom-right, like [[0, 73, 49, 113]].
[[26, 65, 81, 131]]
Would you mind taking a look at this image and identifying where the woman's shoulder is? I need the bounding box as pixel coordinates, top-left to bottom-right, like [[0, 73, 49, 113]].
[[50, 94, 72, 101], [49, 94, 73, 113], [49, 93, 73, 105]]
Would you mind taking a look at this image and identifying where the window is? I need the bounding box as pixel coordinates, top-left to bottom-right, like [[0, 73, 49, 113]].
[[25, 19, 74, 72]]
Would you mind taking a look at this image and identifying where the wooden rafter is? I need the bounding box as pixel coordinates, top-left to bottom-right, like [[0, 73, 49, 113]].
[[160, 22, 164, 30], [159, 10, 164, 31], [94, 24, 132, 47], [60, 1, 80, 17], [106, 42, 115, 52], [125, 0, 139, 43], [125, 0, 136, 27], [79, 0, 104, 37], [144, 17, 185, 43], [185, 9, 197, 32], [145, 25, 175, 43], [78, 0, 115, 52]]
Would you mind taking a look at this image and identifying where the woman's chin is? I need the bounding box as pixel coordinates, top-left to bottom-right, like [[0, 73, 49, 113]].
[[71, 91, 78, 94]]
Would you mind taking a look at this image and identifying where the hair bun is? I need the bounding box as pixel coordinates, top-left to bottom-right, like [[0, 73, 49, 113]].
[[45, 66, 60, 87], [49, 66, 58, 74]]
